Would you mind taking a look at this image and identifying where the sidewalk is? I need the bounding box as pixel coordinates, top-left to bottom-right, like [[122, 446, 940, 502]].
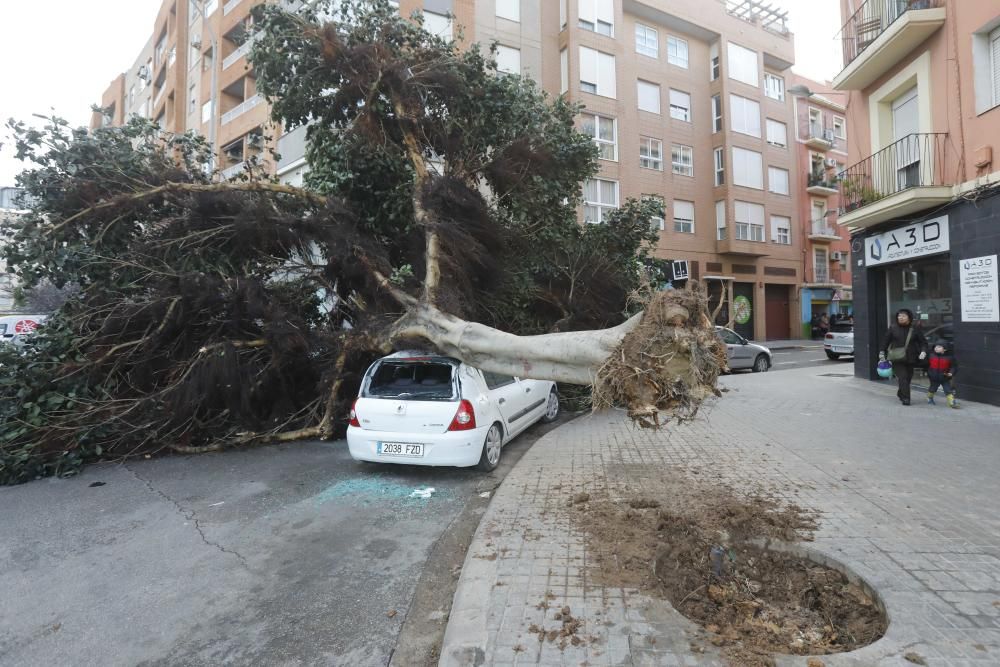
[[440, 366, 1000, 666], [762, 338, 824, 350]]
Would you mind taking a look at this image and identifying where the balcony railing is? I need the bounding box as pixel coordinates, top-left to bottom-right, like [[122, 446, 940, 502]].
[[839, 0, 942, 69], [810, 220, 839, 237], [221, 161, 247, 180], [221, 94, 262, 125], [223, 35, 256, 70], [808, 173, 839, 190], [223, 0, 243, 16], [838, 132, 948, 213]]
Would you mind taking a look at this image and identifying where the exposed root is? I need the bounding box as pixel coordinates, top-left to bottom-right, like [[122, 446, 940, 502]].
[[593, 282, 726, 427]]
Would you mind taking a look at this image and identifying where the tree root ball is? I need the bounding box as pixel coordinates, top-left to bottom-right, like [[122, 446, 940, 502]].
[[593, 284, 726, 428]]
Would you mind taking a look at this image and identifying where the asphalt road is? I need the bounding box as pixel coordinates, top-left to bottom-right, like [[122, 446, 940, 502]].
[[768, 343, 855, 373], [0, 416, 568, 667]]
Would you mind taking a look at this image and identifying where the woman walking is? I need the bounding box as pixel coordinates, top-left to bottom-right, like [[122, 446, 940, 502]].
[[879, 308, 928, 405]]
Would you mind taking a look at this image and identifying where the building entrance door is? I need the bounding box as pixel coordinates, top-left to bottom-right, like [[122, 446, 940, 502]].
[[765, 284, 791, 340]]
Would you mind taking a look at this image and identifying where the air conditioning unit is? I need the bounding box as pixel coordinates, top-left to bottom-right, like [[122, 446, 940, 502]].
[[823, 128, 836, 142], [830, 251, 844, 261], [825, 158, 838, 168]]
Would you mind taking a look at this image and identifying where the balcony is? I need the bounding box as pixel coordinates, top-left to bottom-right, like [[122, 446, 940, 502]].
[[809, 268, 846, 287], [805, 127, 835, 151], [806, 173, 839, 196], [808, 221, 841, 242], [221, 161, 247, 180], [838, 132, 953, 230], [833, 0, 945, 91], [223, 35, 256, 70], [717, 233, 769, 257], [221, 94, 262, 125]]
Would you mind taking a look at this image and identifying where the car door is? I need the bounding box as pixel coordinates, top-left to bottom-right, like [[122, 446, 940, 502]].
[[511, 378, 549, 432], [481, 371, 528, 435], [719, 328, 752, 369]]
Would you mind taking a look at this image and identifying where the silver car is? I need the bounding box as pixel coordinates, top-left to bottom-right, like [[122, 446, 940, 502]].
[[715, 326, 772, 373]]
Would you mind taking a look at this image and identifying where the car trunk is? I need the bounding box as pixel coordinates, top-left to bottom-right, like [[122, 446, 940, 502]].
[[354, 359, 460, 434]]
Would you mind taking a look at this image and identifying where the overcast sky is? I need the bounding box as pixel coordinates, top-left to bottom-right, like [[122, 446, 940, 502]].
[[0, 0, 844, 186]]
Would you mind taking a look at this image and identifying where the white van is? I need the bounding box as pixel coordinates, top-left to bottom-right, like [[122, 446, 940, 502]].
[[0, 315, 47, 345]]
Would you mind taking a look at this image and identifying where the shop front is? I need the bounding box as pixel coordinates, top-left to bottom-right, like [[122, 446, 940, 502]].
[[852, 200, 1000, 406]]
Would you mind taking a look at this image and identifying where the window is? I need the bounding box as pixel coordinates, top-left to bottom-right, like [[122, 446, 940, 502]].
[[580, 113, 617, 161], [711, 94, 722, 132], [713, 147, 725, 186], [201, 101, 213, 123], [814, 247, 830, 282], [128, 86, 136, 110], [639, 136, 663, 170], [202, 49, 213, 73], [734, 201, 765, 242], [496, 0, 519, 22], [560, 48, 568, 93], [667, 36, 688, 68], [771, 215, 791, 245], [812, 199, 827, 224], [673, 200, 694, 233], [768, 167, 789, 195], [579, 0, 614, 36], [990, 25, 1000, 107], [833, 116, 846, 139], [716, 200, 726, 240], [808, 107, 823, 137], [424, 11, 452, 40], [579, 46, 616, 97], [635, 23, 658, 58], [637, 80, 661, 113], [495, 45, 521, 74], [188, 84, 197, 114], [204, 0, 218, 14], [482, 371, 516, 389], [669, 89, 691, 121], [727, 42, 758, 86], [972, 24, 1000, 113], [732, 147, 763, 189], [764, 73, 784, 101], [766, 118, 787, 147], [671, 143, 693, 177], [583, 178, 618, 224], [710, 43, 720, 81], [560, 0, 567, 29], [644, 194, 665, 230], [730, 94, 761, 137], [189, 42, 200, 69]]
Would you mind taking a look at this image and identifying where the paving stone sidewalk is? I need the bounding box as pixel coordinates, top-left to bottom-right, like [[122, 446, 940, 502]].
[[439, 366, 1000, 667]]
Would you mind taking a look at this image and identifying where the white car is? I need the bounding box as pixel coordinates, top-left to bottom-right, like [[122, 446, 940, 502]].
[[0, 315, 46, 346], [346, 352, 560, 471], [824, 322, 854, 359]]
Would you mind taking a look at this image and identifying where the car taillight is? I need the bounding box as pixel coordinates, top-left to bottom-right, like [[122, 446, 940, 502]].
[[825, 333, 834, 339], [447, 400, 477, 432], [349, 399, 361, 428]]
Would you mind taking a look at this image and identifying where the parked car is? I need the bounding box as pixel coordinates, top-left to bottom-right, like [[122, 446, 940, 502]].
[[346, 351, 560, 471], [714, 326, 772, 372], [824, 322, 854, 359], [0, 315, 46, 346]]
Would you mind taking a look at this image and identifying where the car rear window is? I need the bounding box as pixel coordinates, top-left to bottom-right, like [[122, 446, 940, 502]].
[[830, 323, 853, 333], [365, 361, 456, 400]]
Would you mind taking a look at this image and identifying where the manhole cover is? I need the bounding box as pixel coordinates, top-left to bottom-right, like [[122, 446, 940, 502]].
[[818, 373, 852, 377]]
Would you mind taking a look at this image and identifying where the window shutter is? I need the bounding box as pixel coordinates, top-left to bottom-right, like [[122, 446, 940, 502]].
[[991, 27, 1000, 106], [597, 51, 616, 97], [596, 0, 614, 26]]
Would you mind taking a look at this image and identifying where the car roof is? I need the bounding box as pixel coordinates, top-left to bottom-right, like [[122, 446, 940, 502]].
[[382, 351, 460, 364]]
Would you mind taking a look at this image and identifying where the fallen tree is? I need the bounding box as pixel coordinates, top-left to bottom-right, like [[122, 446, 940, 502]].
[[0, 0, 724, 484]]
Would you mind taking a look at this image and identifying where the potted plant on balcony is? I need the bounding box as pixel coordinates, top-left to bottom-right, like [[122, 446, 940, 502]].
[[840, 176, 883, 211]]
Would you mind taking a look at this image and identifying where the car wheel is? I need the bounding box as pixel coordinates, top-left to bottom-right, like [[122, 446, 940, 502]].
[[752, 354, 770, 372], [540, 388, 560, 423], [476, 423, 504, 472], [825, 351, 840, 360]]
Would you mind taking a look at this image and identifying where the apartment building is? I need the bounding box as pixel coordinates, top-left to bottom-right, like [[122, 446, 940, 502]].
[[788, 74, 852, 337], [0, 187, 29, 313], [96, 0, 806, 340], [834, 0, 1000, 405]]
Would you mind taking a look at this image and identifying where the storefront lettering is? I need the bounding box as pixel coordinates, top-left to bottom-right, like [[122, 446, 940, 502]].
[[864, 215, 950, 267]]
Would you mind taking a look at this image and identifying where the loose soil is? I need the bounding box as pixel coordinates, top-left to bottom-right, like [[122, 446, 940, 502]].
[[573, 474, 887, 667]]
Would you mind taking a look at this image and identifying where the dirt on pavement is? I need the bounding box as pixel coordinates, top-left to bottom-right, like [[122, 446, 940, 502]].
[[573, 471, 887, 667]]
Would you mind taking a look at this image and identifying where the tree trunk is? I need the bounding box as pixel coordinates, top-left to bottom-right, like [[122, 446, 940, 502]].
[[390, 302, 643, 385]]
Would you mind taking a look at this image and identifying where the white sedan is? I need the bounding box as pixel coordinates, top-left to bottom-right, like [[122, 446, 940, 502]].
[[347, 351, 560, 471]]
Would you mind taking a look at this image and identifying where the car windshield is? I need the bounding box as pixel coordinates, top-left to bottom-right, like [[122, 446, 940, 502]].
[[365, 361, 456, 400], [830, 323, 853, 333]]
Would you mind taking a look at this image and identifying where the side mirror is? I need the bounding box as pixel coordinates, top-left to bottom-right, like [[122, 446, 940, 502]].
[[741, 338, 749, 345]]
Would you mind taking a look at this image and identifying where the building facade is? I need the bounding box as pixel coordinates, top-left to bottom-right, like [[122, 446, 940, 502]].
[[789, 74, 852, 337], [96, 0, 809, 340], [834, 0, 1000, 405], [0, 187, 29, 313]]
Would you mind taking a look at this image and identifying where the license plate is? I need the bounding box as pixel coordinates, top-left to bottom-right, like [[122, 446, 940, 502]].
[[377, 442, 424, 457], [833, 347, 851, 353]]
